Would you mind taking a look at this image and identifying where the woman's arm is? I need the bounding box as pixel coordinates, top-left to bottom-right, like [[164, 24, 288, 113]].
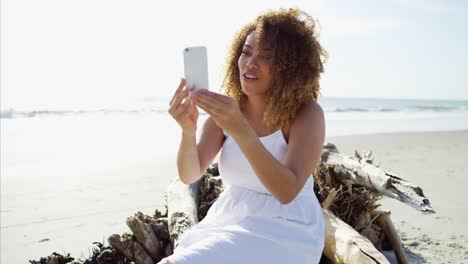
[[232, 101, 325, 204], [190, 90, 325, 204], [176, 130, 200, 185], [177, 116, 224, 185], [168, 78, 224, 185]]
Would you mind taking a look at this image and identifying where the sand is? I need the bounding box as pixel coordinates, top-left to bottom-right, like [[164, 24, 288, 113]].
[[2, 130, 468, 263], [327, 130, 468, 263]]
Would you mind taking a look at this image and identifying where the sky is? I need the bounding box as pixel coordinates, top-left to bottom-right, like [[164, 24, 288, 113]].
[[1, 0, 468, 110]]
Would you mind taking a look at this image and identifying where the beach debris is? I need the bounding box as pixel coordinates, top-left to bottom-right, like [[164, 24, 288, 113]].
[[321, 143, 434, 213], [95, 249, 123, 263], [322, 208, 390, 264], [165, 176, 199, 248], [31, 145, 431, 264], [197, 166, 224, 221], [29, 252, 74, 264], [372, 210, 408, 264], [126, 215, 163, 261], [314, 162, 383, 236], [108, 233, 153, 264]]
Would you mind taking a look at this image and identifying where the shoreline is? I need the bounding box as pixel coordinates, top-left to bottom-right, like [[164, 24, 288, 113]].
[[327, 128, 468, 138]]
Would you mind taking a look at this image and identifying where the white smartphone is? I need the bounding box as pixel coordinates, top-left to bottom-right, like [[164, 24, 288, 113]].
[[183, 46, 209, 91]]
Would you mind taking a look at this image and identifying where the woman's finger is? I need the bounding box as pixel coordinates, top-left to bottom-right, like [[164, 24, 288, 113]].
[[191, 93, 225, 113], [169, 87, 191, 112], [195, 99, 223, 117], [169, 78, 186, 106], [169, 82, 187, 107], [193, 89, 232, 104], [172, 98, 192, 118]]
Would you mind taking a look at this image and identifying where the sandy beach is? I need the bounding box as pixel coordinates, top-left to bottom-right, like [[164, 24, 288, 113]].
[[328, 130, 468, 263], [3, 0, 468, 262], [2, 129, 468, 263]]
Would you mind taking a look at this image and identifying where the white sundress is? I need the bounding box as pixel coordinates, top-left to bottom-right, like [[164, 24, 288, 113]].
[[163, 129, 325, 264]]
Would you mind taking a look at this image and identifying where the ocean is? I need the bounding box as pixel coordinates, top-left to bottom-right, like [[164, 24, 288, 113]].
[[2, 96, 467, 179], [2, 96, 468, 135]]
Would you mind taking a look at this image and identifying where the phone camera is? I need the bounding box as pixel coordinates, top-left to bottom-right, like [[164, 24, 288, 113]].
[[185, 48, 189, 52]]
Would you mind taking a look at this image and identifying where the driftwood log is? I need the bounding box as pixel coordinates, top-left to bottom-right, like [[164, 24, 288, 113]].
[[321, 143, 434, 213], [321, 208, 390, 264], [126, 216, 162, 261], [372, 210, 408, 264], [108, 233, 154, 264], [30, 144, 432, 264]]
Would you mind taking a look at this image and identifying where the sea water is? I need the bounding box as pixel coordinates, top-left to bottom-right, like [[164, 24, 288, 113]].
[[2, 96, 468, 177]]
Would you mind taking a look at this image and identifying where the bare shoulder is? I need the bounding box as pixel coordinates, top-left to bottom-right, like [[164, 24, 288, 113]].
[[283, 101, 324, 142], [291, 100, 324, 131], [299, 100, 323, 116]]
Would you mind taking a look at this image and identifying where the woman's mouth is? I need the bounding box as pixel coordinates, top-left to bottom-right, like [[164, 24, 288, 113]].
[[243, 73, 258, 81]]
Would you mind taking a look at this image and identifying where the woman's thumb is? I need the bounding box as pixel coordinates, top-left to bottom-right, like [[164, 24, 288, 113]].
[[191, 100, 198, 114]]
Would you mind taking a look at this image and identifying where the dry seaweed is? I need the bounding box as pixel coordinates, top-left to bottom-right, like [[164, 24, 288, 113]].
[[314, 162, 384, 247], [29, 242, 129, 264], [197, 163, 224, 221]]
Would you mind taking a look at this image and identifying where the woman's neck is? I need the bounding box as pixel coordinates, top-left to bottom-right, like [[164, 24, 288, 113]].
[[241, 96, 273, 134], [242, 96, 266, 118]]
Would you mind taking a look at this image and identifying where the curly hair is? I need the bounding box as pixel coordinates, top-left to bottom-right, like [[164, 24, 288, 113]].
[[221, 7, 328, 129]]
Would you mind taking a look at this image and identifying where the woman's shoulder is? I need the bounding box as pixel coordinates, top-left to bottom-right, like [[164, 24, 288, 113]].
[[282, 101, 324, 141], [295, 100, 324, 128], [298, 100, 324, 118]]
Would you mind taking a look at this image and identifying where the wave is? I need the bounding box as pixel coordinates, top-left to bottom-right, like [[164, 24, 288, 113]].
[[2, 103, 467, 119], [0, 108, 211, 119], [0, 108, 166, 119], [330, 105, 466, 113], [330, 107, 402, 112], [414, 105, 459, 111], [334, 107, 369, 112]]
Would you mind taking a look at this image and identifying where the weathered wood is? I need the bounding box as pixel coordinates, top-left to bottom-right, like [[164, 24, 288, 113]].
[[321, 187, 339, 209], [126, 215, 162, 262], [321, 143, 434, 213], [373, 210, 408, 264], [46, 256, 59, 264], [166, 177, 199, 248], [322, 208, 390, 264], [108, 234, 154, 264]]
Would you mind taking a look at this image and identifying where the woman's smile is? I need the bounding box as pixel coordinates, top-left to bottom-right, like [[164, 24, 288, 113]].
[[242, 72, 259, 82]]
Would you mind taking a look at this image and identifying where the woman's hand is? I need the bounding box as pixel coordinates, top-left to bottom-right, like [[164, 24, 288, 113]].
[[190, 89, 250, 138], [168, 78, 199, 134]]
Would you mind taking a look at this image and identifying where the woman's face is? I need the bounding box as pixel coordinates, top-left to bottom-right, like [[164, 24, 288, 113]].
[[238, 31, 274, 98]]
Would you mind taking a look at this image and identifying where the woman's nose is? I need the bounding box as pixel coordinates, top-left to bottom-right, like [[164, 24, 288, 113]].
[[245, 55, 258, 68]]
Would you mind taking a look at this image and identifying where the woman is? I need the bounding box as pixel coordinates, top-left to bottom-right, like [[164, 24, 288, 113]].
[[162, 7, 327, 264]]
